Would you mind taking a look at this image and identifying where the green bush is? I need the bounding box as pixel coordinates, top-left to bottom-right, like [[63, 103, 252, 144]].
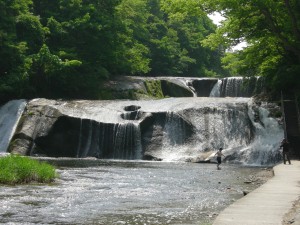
[[0, 155, 57, 185]]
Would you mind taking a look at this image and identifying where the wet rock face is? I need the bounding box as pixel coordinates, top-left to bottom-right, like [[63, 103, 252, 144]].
[[121, 105, 144, 120], [191, 79, 218, 97], [9, 99, 196, 159], [120, 111, 141, 120], [160, 80, 193, 97], [33, 112, 195, 159], [102, 76, 195, 99], [9, 101, 62, 155], [8, 97, 281, 164], [141, 112, 195, 159], [34, 117, 80, 157]]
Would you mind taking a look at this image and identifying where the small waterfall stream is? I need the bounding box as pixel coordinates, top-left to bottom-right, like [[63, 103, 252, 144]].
[[209, 79, 222, 97], [112, 123, 142, 159], [0, 99, 26, 153], [241, 100, 283, 164], [215, 76, 264, 97]]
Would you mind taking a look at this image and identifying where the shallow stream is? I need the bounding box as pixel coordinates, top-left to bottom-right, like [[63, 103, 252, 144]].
[[0, 160, 272, 225]]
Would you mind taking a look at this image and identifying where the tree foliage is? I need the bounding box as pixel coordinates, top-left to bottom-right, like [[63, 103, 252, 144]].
[[0, 0, 223, 103], [201, 0, 300, 96]]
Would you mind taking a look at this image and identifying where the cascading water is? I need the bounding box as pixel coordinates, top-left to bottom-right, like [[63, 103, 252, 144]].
[[112, 123, 142, 159], [157, 111, 192, 160], [180, 79, 197, 97], [209, 80, 222, 97], [0, 99, 27, 153], [238, 100, 283, 165], [221, 77, 244, 97], [4, 76, 282, 165], [210, 76, 265, 97], [154, 98, 272, 164], [71, 119, 142, 159]]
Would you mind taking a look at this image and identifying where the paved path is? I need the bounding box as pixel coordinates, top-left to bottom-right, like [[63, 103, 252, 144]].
[[213, 160, 300, 225]]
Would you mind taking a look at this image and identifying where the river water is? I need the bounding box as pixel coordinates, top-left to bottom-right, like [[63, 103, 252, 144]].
[[0, 160, 272, 225]]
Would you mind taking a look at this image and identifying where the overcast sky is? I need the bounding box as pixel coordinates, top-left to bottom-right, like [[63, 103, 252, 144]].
[[208, 12, 225, 26], [208, 12, 247, 51]]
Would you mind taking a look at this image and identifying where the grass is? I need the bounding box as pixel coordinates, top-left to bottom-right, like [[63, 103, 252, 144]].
[[0, 155, 57, 185]]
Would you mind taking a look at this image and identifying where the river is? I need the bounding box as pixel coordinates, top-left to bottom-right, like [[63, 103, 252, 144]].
[[0, 159, 272, 225]]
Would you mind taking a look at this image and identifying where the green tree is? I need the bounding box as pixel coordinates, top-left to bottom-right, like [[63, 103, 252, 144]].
[[201, 0, 300, 94], [160, 0, 223, 76], [40, 0, 121, 76], [0, 0, 224, 102], [16, 14, 46, 54], [0, 0, 33, 103], [115, 0, 151, 75], [30, 0, 123, 98], [28, 44, 79, 97]]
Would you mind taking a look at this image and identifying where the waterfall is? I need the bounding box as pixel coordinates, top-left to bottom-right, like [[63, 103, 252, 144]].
[[0, 100, 27, 153], [220, 77, 244, 97], [239, 100, 283, 165], [148, 101, 251, 162], [209, 77, 264, 97], [204, 99, 283, 165], [113, 123, 142, 159], [142, 97, 282, 165], [158, 112, 190, 160], [5, 76, 281, 165], [75, 120, 143, 160], [163, 112, 188, 145], [209, 80, 222, 97]]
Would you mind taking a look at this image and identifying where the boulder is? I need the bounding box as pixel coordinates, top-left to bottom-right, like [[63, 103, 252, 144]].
[[9, 99, 62, 155]]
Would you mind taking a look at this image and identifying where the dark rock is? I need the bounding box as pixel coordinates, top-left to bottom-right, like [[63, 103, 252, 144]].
[[161, 80, 193, 97], [244, 181, 252, 184], [243, 190, 250, 196], [192, 79, 218, 97], [124, 105, 141, 111], [143, 154, 162, 161]]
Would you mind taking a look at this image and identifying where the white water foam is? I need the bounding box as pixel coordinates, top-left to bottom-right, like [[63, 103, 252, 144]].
[[211, 99, 284, 165], [240, 100, 283, 165], [209, 79, 222, 97], [154, 98, 283, 165]]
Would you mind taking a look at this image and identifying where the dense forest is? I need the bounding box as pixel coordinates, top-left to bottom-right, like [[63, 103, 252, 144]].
[[0, 0, 223, 102], [0, 0, 299, 103]]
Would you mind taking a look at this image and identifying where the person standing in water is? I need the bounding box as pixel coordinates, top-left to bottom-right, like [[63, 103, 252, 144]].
[[215, 148, 225, 170], [280, 138, 291, 164]]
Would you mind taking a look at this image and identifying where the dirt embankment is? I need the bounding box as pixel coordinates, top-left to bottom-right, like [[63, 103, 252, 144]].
[[283, 197, 300, 225]]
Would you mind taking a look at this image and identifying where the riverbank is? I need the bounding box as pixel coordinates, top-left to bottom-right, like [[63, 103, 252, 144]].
[[283, 197, 300, 225], [213, 161, 300, 225]]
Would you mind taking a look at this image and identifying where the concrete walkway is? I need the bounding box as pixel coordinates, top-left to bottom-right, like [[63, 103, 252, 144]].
[[213, 160, 300, 225]]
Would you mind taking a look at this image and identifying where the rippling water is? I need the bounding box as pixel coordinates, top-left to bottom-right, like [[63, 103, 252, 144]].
[[0, 160, 270, 225]]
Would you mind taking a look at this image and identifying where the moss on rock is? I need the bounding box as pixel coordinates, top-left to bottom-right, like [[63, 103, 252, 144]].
[[144, 80, 164, 99]]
